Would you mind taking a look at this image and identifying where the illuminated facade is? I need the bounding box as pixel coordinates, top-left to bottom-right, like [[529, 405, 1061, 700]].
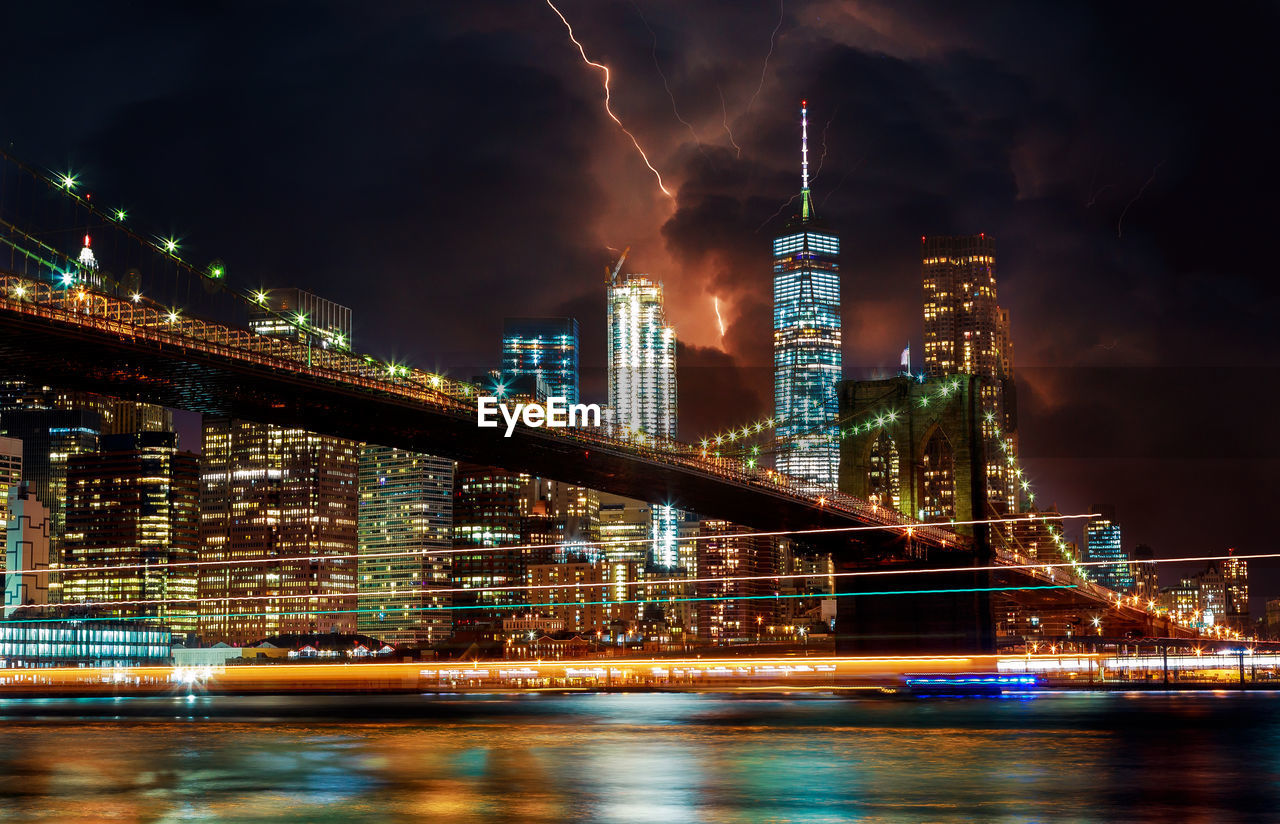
[[3, 485, 49, 617], [606, 272, 680, 568], [248, 287, 352, 349], [1083, 505, 1131, 592], [774, 100, 841, 491], [357, 446, 453, 646], [502, 317, 580, 403], [527, 560, 639, 634], [198, 418, 359, 644], [607, 274, 677, 440], [1222, 552, 1249, 631], [451, 462, 529, 624], [695, 518, 779, 643], [63, 432, 199, 632], [921, 234, 1018, 516], [0, 435, 20, 543]]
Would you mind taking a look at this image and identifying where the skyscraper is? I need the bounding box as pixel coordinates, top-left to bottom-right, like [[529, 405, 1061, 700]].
[[1083, 505, 1131, 592], [63, 432, 199, 633], [774, 99, 841, 490], [358, 446, 453, 646], [0, 435, 21, 543], [607, 274, 677, 441], [4, 485, 49, 617], [606, 269, 679, 568], [503, 317, 580, 403], [695, 518, 779, 643], [198, 418, 359, 644], [1222, 551, 1249, 632], [921, 234, 1018, 514]]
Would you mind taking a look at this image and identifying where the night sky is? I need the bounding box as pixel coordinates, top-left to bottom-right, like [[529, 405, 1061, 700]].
[[6, 2, 1279, 607]]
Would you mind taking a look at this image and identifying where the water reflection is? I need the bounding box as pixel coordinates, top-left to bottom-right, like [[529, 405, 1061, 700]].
[[0, 692, 1277, 822]]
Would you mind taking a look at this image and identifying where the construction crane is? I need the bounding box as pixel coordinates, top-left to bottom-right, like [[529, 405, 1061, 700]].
[[605, 246, 630, 286]]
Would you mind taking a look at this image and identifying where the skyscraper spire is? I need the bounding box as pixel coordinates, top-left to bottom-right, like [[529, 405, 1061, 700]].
[[800, 98, 813, 221]]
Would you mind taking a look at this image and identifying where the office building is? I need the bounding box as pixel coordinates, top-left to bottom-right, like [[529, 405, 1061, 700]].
[[527, 560, 639, 635], [921, 233, 1019, 515], [4, 485, 49, 617], [607, 273, 677, 441], [773, 99, 842, 491], [63, 432, 200, 633], [1131, 544, 1159, 603], [198, 418, 359, 645], [0, 620, 170, 668], [0, 435, 20, 545], [248, 287, 352, 349], [1222, 551, 1249, 632], [694, 518, 779, 644], [1083, 505, 1132, 592], [502, 317, 580, 403], [357, 446, 454, 646]]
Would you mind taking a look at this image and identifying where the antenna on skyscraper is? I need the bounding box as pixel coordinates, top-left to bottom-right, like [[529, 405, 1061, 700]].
[[801, 98, 809, 191], [800, 99, 812, 221]]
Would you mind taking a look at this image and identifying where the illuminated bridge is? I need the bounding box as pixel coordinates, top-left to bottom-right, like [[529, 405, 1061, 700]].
[[0, 149, 1200, 651]]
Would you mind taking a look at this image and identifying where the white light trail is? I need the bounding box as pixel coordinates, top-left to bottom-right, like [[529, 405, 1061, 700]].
[[1, 513, 1097, 579]]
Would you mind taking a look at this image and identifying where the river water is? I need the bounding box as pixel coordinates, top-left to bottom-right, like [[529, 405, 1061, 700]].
[[0, 691, 1276, 822]]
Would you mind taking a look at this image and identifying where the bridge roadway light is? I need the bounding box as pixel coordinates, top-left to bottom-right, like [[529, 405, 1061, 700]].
[[114, 208, 127, 221], [60, 172, 77, 190]]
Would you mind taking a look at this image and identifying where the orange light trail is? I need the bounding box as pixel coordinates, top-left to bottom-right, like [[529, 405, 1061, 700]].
[[544, 0, 673, 198]]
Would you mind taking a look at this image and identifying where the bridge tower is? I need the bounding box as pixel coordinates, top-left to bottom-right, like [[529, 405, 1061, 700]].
[[834, 374, 995, 653]]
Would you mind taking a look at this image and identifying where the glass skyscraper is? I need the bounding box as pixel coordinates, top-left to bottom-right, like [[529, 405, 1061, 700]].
[[1083, 505, 1131, 592], [502, 317, 580, 403], [774, 100, 841, 490], [607, 274, 677, 441], [607, 271, 679, 568]]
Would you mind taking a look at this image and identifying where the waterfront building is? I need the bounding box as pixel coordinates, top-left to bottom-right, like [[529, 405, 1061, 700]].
[[694, 518, 779, 644], [527, 560, 640, 635], [502, 317, 580, 403], [1222, 551, 1249, 631], [357, 446, 454, 647], [0, 620, 170, 668], [63, 432, 199, 633], [773, 99, 841, 491], [198, 418, 359, 644]]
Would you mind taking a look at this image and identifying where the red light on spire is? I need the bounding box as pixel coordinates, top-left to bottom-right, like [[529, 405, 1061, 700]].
[[83, 234, 91, 247]]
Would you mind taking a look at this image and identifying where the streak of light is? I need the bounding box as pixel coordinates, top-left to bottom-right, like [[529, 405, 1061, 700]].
[[713, 296, 726, 337], [718, 85, 742, 158], [633, 1, 704, 154], [754, 192, 800, 233], [1, 513, 1098, 579], [1117, 161, 1164, 238], [819, 154, 866, 208], [809, 102, 841, 185], [745, 0, 786, 115], [6, 584, 1078, 621], [544, 0, 673, 198]]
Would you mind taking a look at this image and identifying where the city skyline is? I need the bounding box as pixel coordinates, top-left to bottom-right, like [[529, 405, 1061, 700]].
[[6, 2, 1273, 599]]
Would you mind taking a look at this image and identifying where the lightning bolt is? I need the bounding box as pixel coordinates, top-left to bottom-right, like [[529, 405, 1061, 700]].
[[713, 296, 727, 338], [544, 0, 673, 199], [633, 2, 704, 156], [745, 0, 785, 115], [718, 85, 742, 158], [809, 103, 841, 185], [754, 192, 800, 233], [1117, 161, 1163, 238], [819, 154, 866, 209]]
